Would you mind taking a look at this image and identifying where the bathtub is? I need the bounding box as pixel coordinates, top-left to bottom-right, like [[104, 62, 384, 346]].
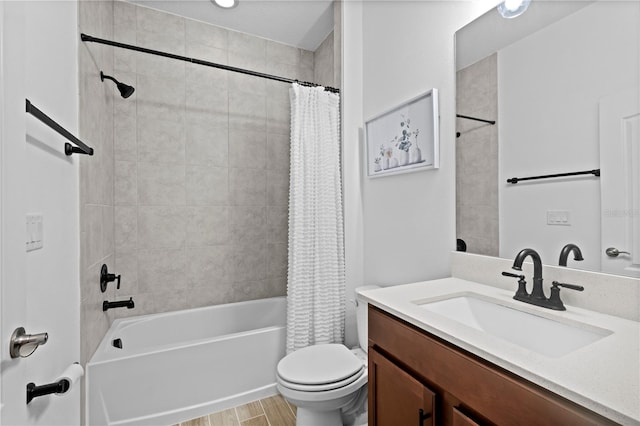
[[86, 297, 286, 425]]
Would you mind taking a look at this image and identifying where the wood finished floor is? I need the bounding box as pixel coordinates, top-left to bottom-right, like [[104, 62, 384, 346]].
[[179, 394, 297, 426]]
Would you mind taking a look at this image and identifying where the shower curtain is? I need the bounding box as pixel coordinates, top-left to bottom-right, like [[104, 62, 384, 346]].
[[286, 83, 344, 354]]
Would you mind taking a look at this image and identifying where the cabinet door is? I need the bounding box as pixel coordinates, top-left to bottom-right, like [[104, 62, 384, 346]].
[[452, 407, 480, 426], [369, 348, 436, 426]]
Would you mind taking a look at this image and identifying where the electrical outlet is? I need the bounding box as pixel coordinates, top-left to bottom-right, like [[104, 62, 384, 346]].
[[547, 210, 570, 226]]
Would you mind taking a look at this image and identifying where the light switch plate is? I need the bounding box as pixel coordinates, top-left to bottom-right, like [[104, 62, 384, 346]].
[[26, 214, 43, 251], [547, 210, 571, 226]]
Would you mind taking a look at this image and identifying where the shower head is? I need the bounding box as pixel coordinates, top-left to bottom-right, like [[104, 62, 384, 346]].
[[100, 71, 135, 99]]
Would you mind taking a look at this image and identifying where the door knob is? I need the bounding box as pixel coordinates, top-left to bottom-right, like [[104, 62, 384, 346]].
[[10, 327, 48, 358], [605, 247, 631, 257]]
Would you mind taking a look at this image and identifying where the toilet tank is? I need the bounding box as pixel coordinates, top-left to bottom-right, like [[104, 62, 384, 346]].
[[355, 285, 380, 352]]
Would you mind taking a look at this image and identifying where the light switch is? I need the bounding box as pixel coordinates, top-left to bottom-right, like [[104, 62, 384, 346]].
[[26, 214, 43, 251], [547, 210, 570, 226]]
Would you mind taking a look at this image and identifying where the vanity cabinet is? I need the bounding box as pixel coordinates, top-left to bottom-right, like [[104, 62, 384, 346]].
[[368, 306, 617, 426]]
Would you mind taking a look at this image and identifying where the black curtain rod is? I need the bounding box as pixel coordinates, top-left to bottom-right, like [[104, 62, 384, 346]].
[[507, 169, 600, 184], [456, 114, 496, 125], [80, 33, 340, 94], [25, 99, 94, 156]]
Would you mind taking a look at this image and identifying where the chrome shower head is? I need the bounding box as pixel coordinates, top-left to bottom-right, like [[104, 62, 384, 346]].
[[100, 71, 135, 99]]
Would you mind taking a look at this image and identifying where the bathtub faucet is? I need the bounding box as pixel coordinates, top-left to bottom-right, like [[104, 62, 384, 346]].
[[103, 297, 135, 312]]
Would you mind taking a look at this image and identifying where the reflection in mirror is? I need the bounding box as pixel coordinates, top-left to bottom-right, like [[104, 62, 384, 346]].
[[455, 1, 640, 277]]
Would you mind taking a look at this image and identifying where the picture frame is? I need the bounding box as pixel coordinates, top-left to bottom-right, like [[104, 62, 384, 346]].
[[365, 89, 439, 177]]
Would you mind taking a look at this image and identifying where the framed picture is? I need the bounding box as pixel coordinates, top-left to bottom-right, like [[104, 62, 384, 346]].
[[365, 89, 439, 177]]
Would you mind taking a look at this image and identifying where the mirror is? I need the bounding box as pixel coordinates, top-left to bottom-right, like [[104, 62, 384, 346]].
[[455, 0, 640, 277]]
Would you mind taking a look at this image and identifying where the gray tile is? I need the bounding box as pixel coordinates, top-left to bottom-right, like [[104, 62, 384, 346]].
[[137, 116, 186, 164], [300, 49, 314, 69], [84, 204, 104, 269], [136, 6, 185, 41], [136, 49, 186, 80], [228, 91, 266, 131], [185, 122, 228, 167], [267, 133, 290, 171], [229, 129, 266, 169], [229, 168, 266, 206], [138, 206, 186, 249], [265, 61, 300, 81], [186, 63, 228, 91], [103, 205, 115, 257], [267, 41, 300, 66], [114, 250, 139, 296], [186, 246, 231, 286], [228, 71, 267, 96], [185, 83, 228, 127], [267, 243, 288, 279], [114, 101, 137, 161], [186, 206, 229, 246], [185, 19, 228, 49], [115, 206, 137, 252], [228, 31, 266, 62], [267, 206, 288, 244], [229, 243, 266, 282], [115, 160, 137, 205], [136, 73, 186, 110], [266, 170, 289, 207], [186, 42, 227, 65], [229, 206, 266, 244], [266, 96, 290, 135], [137, 249, 187, 293], [138, 162, 186, 205], [186, 283, 234, 309], [186, 165, 228, 205]]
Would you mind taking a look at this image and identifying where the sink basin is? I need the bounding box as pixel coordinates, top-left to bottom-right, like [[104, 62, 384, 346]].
[[417, 294, 612, 357]]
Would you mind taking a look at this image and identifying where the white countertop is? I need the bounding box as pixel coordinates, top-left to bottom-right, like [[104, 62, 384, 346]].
[[359, 277, 640, 425]]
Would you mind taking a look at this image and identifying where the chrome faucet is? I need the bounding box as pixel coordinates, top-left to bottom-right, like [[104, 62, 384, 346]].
[[558, 243, 584, 267], [502, 248, 584, 311]]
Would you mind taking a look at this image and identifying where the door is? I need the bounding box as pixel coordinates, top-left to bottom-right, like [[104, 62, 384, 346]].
[[599, 88, 640, 277], [369, 348, 437, 426]]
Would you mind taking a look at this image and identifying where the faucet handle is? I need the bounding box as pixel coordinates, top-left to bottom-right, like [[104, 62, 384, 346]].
[[551, 281, 584, 291], [502, 271, 528, 299], [502, 271, 524, 279]]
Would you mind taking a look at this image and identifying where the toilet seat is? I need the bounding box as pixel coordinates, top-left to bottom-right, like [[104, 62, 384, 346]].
[[277, 344, 364, 386], [278, 367, 364, 392]]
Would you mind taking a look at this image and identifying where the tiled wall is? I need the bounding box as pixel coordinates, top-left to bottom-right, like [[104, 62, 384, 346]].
[[456, 53, 498, 256], [109, 2, 336, 320], [78, 0, 115, 365]]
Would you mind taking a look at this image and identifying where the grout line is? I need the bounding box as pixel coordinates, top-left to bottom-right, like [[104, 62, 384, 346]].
[[233, 406, 240, 425], [258, 399, 272, 426]]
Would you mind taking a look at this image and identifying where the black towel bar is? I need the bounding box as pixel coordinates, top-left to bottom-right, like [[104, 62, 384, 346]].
[[507, 169, 600, 184], [25, 99, 94, 156]]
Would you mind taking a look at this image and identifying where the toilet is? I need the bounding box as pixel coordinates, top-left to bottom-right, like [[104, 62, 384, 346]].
[[276, 285, 379, 426]]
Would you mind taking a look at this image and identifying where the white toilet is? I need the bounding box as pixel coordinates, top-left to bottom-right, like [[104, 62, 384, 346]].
[[276, 285, 379, 426]]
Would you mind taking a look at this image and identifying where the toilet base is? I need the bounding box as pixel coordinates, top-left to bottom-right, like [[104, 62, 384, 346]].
[[296, 407, 343, 426]]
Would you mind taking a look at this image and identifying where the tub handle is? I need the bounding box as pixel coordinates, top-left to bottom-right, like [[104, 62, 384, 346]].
[[100, 264, 121, 292]]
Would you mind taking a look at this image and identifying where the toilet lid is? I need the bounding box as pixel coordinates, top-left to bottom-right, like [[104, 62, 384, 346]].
[[277, 344, 364, 386]]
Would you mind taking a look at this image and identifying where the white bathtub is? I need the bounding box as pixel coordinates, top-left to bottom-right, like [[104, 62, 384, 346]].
[[86, 297, 286, 425]]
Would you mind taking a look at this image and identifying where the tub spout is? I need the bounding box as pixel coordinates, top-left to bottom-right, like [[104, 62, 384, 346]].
[[103, 297, 135, 312]]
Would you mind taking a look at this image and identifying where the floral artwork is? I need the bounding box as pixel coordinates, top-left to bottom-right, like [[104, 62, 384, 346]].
[[365, 89, 439, 177]]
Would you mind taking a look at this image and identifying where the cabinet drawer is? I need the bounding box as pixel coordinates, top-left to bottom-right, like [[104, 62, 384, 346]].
[[368, 306, 616, 425]]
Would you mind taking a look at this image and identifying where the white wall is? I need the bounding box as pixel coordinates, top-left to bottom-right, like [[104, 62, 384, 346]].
[[499, 1, 640, 270], [341, 0, 494, 346], [1, 1, 80, 424]]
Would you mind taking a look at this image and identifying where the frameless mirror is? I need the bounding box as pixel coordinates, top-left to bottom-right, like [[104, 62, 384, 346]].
[[455, 0, 640, 278]]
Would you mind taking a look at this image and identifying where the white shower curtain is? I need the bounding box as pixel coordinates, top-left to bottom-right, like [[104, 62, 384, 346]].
[[286, 83, 344, 354]]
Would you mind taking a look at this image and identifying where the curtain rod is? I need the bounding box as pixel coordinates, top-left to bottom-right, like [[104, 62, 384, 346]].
[[80, 33, 340, 94]]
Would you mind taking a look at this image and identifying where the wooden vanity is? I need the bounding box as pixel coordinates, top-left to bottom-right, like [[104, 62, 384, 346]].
[[368, 305, 618, 425]]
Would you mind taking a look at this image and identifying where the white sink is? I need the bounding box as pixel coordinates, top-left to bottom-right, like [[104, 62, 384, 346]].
[[417, 294, 612, 358]]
